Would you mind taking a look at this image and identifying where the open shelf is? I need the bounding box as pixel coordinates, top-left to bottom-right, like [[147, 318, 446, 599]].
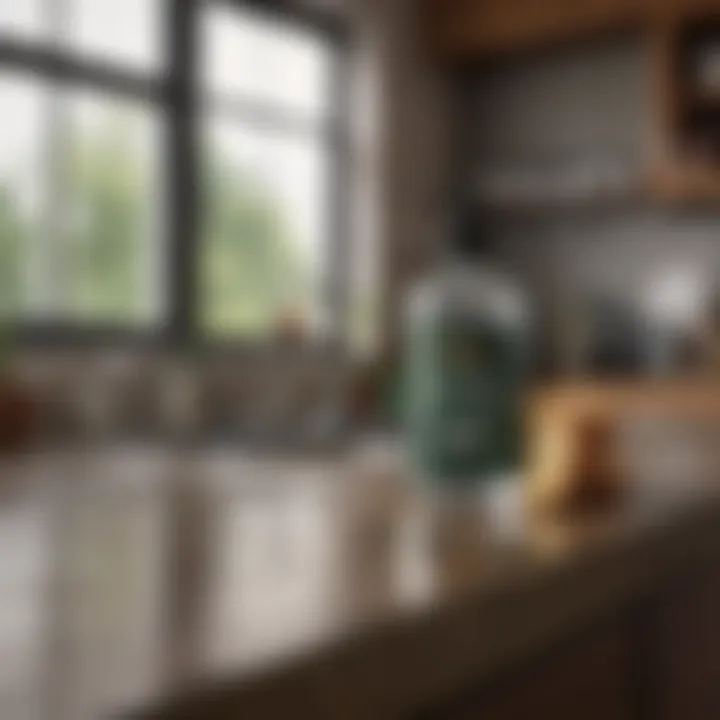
[[650, 160, 720, 202], [689, 86, 720, 111], [476, 184, 649, 212], [648, 15, 720, 202]]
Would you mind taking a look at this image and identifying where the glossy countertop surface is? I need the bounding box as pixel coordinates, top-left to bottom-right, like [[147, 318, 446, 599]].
[[0, 443, 718, 719]]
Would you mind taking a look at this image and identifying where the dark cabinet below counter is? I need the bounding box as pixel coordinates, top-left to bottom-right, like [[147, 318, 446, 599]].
[[653, 561, 720, 720], [436, 561, 720, 720], [129, 466, 720, 720], [444, 617, 636, 720]]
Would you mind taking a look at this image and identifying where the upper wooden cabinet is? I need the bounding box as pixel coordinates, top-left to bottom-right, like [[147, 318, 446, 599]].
[[430, 0, 720, 202], [428, 0, 720, 60], [428, 0, 641, 59]]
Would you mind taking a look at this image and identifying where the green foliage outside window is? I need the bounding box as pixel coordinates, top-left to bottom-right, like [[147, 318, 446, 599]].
[[0, 122, 312, 335]]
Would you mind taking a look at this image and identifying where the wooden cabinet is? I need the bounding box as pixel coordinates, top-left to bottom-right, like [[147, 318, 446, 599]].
[[430, 0, 720, 201], [429, 0, 648, 60], [444, 619, 636, 720], [647, 15, 720, 200], [654, 564, 720, 719], [434, 561, 720, 720], [429, 0, 720, 60]]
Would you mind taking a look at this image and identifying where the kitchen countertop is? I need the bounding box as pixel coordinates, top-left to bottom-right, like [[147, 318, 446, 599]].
[[0, 444, 718, 719]]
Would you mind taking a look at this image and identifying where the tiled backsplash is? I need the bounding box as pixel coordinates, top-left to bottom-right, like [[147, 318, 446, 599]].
[[468, 37, 720, 374]]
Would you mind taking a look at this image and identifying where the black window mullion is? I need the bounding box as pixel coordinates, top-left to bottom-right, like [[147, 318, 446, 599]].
[[325, 41, 351, 349], [0, 42, 166, 103], [167, 0, 200, 344]]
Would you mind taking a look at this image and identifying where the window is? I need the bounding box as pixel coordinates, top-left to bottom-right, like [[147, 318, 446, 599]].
[[0, 0, 164, 327], [61, 89, 163, 324], [0, 0, 46, 43], [200, 4, 336, 339], [0, 0, 163, 71], [0, 1, 344, 341], [64, 0, 164, 72], [202, 5, 329, 118], [0, 72, 44, 320], [0, 74, 163, 325]]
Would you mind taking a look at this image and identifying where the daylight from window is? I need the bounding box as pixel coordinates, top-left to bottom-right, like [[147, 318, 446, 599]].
[[201, 5, 332, 338], [0, 1, 334, 339]]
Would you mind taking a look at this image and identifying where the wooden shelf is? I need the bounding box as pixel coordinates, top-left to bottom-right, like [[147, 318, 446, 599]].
[[651, 161, 720, 201], [477, 167, 720, 209], [476, 185, 648, 212], [647, 15, 720, 203], [429, 0, 720, 61], [689, 87, 720, 111], [428, 0, 647, 61], [528, 378, 720, 513]]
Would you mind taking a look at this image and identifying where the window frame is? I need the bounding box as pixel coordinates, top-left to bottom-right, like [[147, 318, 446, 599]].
[[0, 0, 351, 352]]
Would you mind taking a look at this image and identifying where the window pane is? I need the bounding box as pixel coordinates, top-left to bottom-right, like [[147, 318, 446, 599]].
[[201, 118, 328, 338], [203, 5, 331, 120], [0, 72, 45, 321], [65, 0, 164, 72], [61, 89, 163, 325], [0, 0, 46, 42]]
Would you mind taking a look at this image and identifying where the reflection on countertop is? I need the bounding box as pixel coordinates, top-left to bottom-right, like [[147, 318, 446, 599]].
[[0, 444, 717, 719]]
